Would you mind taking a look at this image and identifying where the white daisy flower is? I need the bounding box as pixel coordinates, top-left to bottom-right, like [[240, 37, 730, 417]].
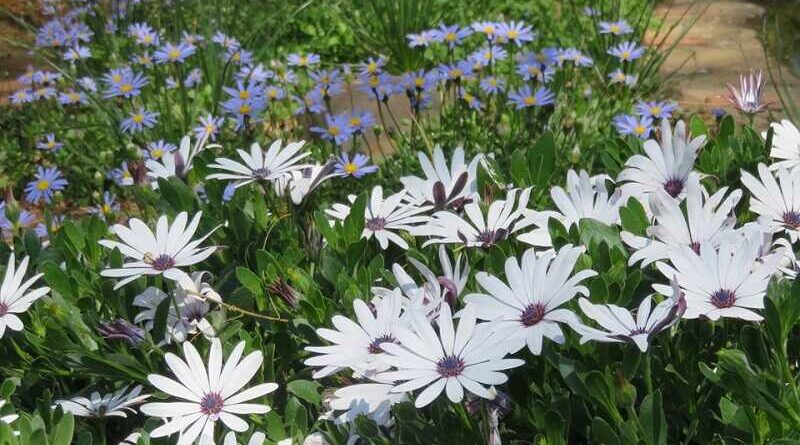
[[100, 212, 218, 289], [551, 170, 626, 228], [741, 163, 800, 241], [576, 278, 686, 351], [305, 290, 406, 378], [464, 245, 597, 355], [372, 246, 468, 320], [140, 339, 278, 445], [617, 119, 704, 204], [326, 186, 430, 250], [133, 278, 217, 344], [324, 382, 407, 426], [223, 431, 266, 445], [0, 254, 50, 338], [400, 147, 482, 211], [763, 119, 800, 171], [654, 234, 784, 321], [55, 385, 150, 418], [207, 140, 311, 189], [303, 433, 329, 445], [147, 135, 217, 186], [274, 161, 337, 205], [417, 188, 532, 248], [377, 304, 524, 408], [621, 177, 742, 267]]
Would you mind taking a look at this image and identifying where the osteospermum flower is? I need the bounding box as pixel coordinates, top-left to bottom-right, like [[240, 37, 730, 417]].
[[613, 114, 652, 139], [378, 303, 524, 407], [622, 178, 742, 267], [508, 85, 555, 109], [25, 166, 68, 204], [56, 386, 150, 418], [121, 108, 159, 134], [324, 382, 407, 426], [608, 41, 645, 62], [0, 254, 50, 338], [741, 163, 800, 241], [140, 339, 278, 445], [617, 119, 705, 203], [326, 186, 430, 250], [418, 188, 532, 248], [335, 152, 377, 178], [99, 211, 217, 289], [551, 170, 625, 228], [465, 245, 597, 355], [655, 234, 783, 321], [207, 140, 311, 189], [763, 119, 800, 171], [305, 291, 405, 378], [577, 279, 685, 352], [400, 147, 482, 211], [726, 70, 768, 114], [146, 135, 213, 184]]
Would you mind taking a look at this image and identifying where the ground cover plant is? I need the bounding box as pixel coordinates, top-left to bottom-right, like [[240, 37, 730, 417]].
[[2, 0, 800, 444]]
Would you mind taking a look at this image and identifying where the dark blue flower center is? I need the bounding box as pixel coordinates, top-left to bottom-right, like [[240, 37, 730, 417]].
[[367, 334, 396, 354], [199, 392, 224, 416], [690, 242, 701, 255], [710, 289, 736, 309], [366, 217, 387, 231], [663, 178, 684, 198], [520, 303, 546, 327], [0, 302, 7, 316], [782, 211, 800, 229], [252, 167, 271, 179], [436, 355, 465, 378], [148, 254, 176, 271]]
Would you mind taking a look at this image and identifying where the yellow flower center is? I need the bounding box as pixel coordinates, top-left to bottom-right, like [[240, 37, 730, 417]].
[[239, 90, 250, 99], [523, 96, 537, 106], [120, 84, 133, 93], [102, 204, 111, 213], [610, 25, 620, 33], [112, 74, 122, 83], [168, 48, 181, 60], [450, 69, 463, 78], [132, 113, 144, 123], [483, 25, 495, 34], [650, 106, 662, 115], [446, 32, 456, 41], [37, 180, 50, 191], [298, 55, 308, 65], [350, 118, 361, 126], [68, 92, 80, 101], [621, 51, 631, 59], [367, 62, 378, 73], [143, 35, 153, 43], [369, 75, 380, 87], [507, 30, 519, 39], [151, 149, 163, 159], [239, 104, 251, 114], [328, 126, 341, 136], [205, 123, 216, 133], [267, 88, 278, 98], [231, 52, 241, 62], [344, 163, 358, 174], [46, 141, 56, 149], [414, 77, 425, 87], [634, 125, 646, 135]]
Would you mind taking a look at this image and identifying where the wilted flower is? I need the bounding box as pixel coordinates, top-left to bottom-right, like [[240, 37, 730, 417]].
[[726, 70, 768, 114], [56, 386, 150, 418], [97, 318, 145, 345]]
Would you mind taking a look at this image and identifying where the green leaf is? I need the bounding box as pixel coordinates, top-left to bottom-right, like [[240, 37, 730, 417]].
[[343, 193, 367, 244], [579, 219, 626, 256], [286, 379, 322, 405], [236, 267, 263, 296], [528, 131, 556, 189], [51, 413, 74, 445], [42, 262, 72, 300], [639, 391, 667, 445], [591, 417, 621, 445], [619, 199, 649, 237]]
